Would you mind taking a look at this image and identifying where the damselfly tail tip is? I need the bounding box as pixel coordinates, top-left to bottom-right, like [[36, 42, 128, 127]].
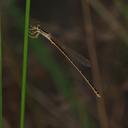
[[96, 92, 101, 98]]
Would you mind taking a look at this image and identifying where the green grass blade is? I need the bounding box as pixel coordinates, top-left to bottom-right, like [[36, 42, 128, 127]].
[[0, 15, 3, 128], [20, 0, 31, 128]]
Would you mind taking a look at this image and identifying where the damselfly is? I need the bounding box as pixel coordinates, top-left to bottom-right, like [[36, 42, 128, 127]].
[[29, 23, 101, 98]]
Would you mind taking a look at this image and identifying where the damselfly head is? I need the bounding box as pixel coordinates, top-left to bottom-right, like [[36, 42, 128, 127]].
[[29, 24, 41, 38]]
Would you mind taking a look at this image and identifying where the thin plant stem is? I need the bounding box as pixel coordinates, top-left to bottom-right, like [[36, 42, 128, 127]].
[[81, 0, 109, 128], [29, 24, 101, 98], [20, 0, 31, 128], [89, 0, 128, 45], [0, 15, 3, 128]]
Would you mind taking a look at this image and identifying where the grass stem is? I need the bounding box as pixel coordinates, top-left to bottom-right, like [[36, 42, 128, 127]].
[[81, 0, 109, 128], [20, 0, 31, 128], [0, 14, 3, 128]]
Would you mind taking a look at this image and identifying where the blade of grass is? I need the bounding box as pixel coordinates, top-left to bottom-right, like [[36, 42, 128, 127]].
[[81, 0, 109, 128], [20, 0, 31, 128], [89, 0, 128, 45], [0, 15, 3, 128]]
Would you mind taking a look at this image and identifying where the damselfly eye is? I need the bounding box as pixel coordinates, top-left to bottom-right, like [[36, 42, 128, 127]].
[[37, 24, 41, 29], [29, 25, 35, 30]]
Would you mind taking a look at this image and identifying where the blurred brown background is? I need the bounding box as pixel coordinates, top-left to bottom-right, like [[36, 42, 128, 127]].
[[1, 0, 128, 128]]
